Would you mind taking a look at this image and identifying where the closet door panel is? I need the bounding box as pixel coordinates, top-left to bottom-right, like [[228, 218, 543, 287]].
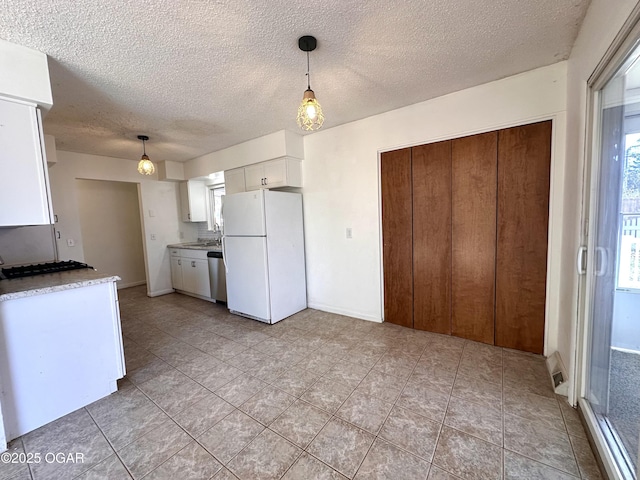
[[496, 120, 552, 354], [451, 132, 497, 344], [381, 148, 413, 328], [412, 141, 452, 334]]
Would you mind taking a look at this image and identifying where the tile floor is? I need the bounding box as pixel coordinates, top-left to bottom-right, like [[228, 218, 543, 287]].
[[1, 286, 603, 480]]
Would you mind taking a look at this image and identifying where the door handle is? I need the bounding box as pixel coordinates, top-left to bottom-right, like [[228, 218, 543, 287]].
[[222, 236, 228, 273], [595, 247, 607, 276], [576, 246, 587, 275]]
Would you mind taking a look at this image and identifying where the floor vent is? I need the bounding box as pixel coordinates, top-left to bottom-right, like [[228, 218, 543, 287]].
[[546, 351, 569, 396]]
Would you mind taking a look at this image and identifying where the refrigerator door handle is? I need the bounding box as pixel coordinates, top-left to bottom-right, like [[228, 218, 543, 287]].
[[222, 236, 228, 273]]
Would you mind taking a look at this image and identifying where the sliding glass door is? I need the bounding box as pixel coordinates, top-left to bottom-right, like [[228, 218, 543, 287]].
[[582, 43, 640, 479]]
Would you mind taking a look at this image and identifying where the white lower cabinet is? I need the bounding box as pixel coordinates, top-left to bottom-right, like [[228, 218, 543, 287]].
[[182, 258, 210, 297], [170, 256, 184, 290], [169, 248, 211, 299]]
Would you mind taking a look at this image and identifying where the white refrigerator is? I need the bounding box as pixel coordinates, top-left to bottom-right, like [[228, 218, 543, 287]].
[[222, 190, 307, 324]]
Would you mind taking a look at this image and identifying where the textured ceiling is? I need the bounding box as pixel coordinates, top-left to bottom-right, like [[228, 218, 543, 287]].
[[0, 0, 590, 163]]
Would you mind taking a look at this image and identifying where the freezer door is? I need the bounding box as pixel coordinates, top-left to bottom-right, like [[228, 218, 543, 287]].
[[222, 191, 266, 236], [224, 236, 271, 321]]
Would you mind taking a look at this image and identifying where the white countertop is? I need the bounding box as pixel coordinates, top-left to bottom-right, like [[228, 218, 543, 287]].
[[0, 269, 121, 301]]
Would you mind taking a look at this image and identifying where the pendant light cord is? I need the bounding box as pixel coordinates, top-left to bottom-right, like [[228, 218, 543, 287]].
[[306, 51, 311, 89], [142, 138, 147, 156]]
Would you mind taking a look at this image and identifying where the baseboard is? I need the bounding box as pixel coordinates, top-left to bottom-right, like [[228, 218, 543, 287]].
[[147, 288, 175, 297], [117, 281, 146, 290], [306, 302, 382, 323]]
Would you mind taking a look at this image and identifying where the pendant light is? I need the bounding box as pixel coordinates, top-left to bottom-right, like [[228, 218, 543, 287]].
[[136, 135, 155, 175], [297, 35, 324, 131]]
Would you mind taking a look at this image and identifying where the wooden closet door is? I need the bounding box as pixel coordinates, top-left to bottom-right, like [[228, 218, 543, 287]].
[[496, 120, 552, 354], [451, 132, 497, 344], [412, 141, 452, 334], [381, 148, 413, 327]]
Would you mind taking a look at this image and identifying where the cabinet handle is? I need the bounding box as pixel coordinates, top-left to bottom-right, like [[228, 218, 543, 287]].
[[261, 178, 264, 185], [191, 261, 196, 267], [56, 230, 61, 239], [188, 213, 191, 220], [178, 259, 181, 266], [54, 214, 58, 223], [264, 177, 268, 185]]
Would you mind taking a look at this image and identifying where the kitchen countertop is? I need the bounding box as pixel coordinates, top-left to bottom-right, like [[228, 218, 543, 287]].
[[167, 242, 222, 252], [0, 269, 121, 302]]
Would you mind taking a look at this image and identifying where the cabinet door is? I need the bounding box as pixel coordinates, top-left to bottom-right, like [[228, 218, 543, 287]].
[[245, 164, 265, 190], [179, 182, 190, 222], [412, 141, 452, 335], [451, 132, 497, 344], [179, 181, 207, 222], [224, 168, 246, 194], [381, 148, 413, 328], [0, 99, 52, 226], [263, 159, 287, 188], [170, 256, 184, 290], [182, 258, 211, 297], [495, 120, 551, 354]]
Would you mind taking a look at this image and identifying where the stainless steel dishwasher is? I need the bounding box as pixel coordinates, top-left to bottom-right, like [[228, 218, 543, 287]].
[[207, 251, 227, 303]]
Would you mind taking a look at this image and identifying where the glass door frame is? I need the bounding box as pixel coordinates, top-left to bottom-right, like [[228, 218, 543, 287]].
[[576, 9, 640, 480]]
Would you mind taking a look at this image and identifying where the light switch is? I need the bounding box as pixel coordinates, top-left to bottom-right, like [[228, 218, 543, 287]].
[[346, 228, 353, 239], [66, 239, 75, 247]]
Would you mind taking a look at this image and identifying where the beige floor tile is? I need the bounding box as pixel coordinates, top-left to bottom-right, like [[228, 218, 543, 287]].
[[239, 385, 296, 425], [433, 426, 503, 480], [198, 409, 264, 464], [397, 382, 449, 422], [336, 391, 394, 434], [444, 396, 503, 446], [379, 405, 441, 461], [503, 450, 578, 479], [282, 452, 348, 480], [301, 377, 355, 413], [118, 420, 191, 479], [354, 437, 430, 479], [173, 392, 235, 437], [74, 454, 132, 480], [270, 399, 331, 448], [144, 441, 222, 479], [227, 429, 301, 480], [307, 417, 375, 479]]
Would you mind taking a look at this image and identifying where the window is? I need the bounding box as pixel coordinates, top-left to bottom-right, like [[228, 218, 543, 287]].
[[207, 185, 225, 232]]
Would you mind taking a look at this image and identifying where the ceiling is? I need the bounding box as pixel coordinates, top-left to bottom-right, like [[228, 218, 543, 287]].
[[0, 0, 591, 164]]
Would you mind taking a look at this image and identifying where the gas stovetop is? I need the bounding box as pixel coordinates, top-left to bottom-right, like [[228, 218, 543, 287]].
[[1, 260, 94, 280]]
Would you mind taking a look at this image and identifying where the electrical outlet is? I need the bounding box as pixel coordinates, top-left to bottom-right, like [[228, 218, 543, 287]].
[[150, 234, 156, 240], [66, 239, 75, 247], [346, 228, 353, 239]]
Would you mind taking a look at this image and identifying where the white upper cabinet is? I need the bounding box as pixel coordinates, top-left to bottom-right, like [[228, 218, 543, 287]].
[[224, 167, 246, 195], [179, 180, 207, 222], [0, 97, 53, 226], [242, 157, 302, 191]]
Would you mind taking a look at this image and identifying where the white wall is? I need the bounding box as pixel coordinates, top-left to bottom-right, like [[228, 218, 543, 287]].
[[76, 179, 146, 288], [300, 62, 569, 352], [562, 0, 639, 403], [48, 151, 199, 296]]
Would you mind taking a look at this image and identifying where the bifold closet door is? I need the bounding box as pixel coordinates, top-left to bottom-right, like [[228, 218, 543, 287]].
[[451, 132, 497, 344], [496, 120, 552, 354], [381, 148, 413, 328], [412, 141, 452, 334]]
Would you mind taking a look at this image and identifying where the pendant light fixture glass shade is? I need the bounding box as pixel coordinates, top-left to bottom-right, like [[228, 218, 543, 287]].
[[297, 36, 324, 131], [136, 135, 155, 175]]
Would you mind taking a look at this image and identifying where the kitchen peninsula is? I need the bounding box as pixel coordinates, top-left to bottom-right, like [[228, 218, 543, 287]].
[[0, 269, 125, 448]]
